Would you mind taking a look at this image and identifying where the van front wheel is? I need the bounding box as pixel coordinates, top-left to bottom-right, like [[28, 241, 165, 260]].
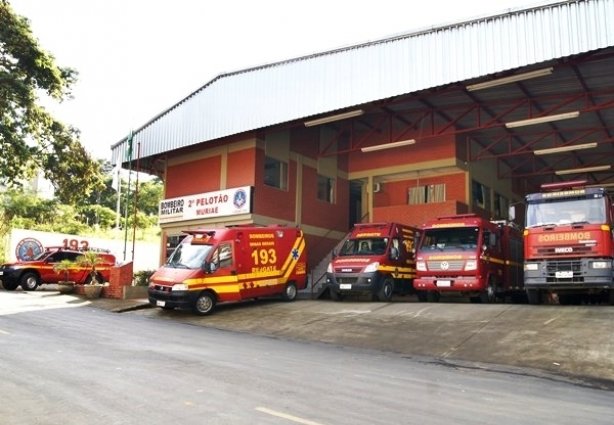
[[193, 292, 216, 315], [377, 277, 394, 302], [282, 282, 298, 301]]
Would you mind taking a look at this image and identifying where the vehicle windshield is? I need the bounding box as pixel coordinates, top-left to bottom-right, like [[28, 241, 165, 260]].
[[166, 238, 213, 269], [526, 197, 607, 228], [419, 227, 479, 251], [33, 250, 52, 261], [339, 238, 388, 256]]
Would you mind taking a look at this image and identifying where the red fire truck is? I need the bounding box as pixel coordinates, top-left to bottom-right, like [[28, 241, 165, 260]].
[[326, 222, 419, 301], [148, 225, 308, 315], [520, 181, 614, 305], [414, 214, 524, 303]]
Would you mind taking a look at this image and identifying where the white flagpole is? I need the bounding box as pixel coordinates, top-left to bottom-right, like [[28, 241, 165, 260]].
[[114, 165, 122, 230]]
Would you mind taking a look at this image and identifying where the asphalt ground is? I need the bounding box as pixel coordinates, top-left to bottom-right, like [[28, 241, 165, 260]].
[[87, 293, 614, 390]]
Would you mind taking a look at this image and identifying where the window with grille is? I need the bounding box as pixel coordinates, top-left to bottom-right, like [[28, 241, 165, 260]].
[[408, 184, 446, 204], [472, 180, 491, 210], [264, 156, 288, 190], [317, 174, 335, 203], [494, 192, 509, 219]]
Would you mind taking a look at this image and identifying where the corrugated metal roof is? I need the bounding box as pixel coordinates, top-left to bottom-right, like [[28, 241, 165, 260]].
[[111, 0, 614, 164]]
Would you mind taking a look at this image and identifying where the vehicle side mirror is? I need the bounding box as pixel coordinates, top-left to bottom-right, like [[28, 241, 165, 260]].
[[390, 247, 399, 260], [508, 205, 516, 221], [332, 249, 338, 259], [202, 261, 217, 274]]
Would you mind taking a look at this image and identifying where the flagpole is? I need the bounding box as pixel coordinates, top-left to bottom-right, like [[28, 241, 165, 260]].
[[123, 130, 134, 262], [114, 165, 121, 231], [131, 141, 141, 261]]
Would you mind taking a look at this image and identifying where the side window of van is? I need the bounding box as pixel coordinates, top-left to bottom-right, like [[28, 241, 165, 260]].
[[391, 238, 401, 260], [218, 243, 233, 268]]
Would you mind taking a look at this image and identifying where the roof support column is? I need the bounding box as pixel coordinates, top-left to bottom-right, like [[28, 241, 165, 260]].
[[366, 175, 374, 222], [295, 154, 303, 226]]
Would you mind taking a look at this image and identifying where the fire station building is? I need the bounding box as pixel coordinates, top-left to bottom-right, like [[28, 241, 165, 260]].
[[112, 0, 614, 269]]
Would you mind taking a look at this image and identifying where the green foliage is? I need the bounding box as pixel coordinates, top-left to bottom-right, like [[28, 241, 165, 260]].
[[75, 251, 104, 284], [136, 178, 163, 215], [0, 208, 9, 262], [78, 204, 117, 229], [53, 259, 75, 282], [0, 2, 103, 203], [133, 269, 156, 286], [0, 153, 162, 243], [1, 189, 56, 223]]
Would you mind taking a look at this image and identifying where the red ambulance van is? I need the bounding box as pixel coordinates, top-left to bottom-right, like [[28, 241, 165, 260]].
[[148, 225, 307, 315]]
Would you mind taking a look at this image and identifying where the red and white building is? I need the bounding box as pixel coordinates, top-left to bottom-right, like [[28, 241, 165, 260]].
[[111, 0, 614, 270]]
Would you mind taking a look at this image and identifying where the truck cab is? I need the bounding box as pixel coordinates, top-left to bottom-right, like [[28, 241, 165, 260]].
[[522, 181, 614, 305], [326, 222, 419, 301], [414, 214, 523, 302]]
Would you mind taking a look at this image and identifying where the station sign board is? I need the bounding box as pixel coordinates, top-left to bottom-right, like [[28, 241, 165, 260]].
[[159, 186, 252, 224]]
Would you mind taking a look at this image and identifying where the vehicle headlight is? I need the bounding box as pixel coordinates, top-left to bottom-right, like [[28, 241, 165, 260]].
[[465, 260, 477, 271], [326, 262, 333, 273], [363, 262, 380, 273], [524, 263, 539, 271], [171, 283, 189, 291], [416, 261, 426, 271], [591, 261, 611, 269]]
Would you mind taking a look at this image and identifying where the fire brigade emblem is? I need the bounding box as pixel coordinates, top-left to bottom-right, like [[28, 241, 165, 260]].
[[233, 189, 247, 208], [16, 238, 44, 261], [440, 261, 449, 270]]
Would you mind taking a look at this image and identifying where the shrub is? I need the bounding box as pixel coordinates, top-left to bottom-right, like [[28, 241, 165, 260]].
[[133, 269, 156, 286]]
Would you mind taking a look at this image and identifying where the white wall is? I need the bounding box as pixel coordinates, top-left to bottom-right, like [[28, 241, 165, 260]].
[[7, 229, 160, 272]]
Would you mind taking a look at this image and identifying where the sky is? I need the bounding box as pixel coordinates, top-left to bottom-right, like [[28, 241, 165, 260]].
[[9, 0, 543, 161]]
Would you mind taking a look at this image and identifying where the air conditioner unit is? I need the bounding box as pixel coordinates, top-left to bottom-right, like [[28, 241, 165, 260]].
[[373, 182, 382, 193]]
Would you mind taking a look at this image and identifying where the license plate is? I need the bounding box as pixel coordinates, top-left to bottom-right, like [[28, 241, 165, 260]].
[[555, 271, 573, 279], [437, 280, 451, 287], [339, 283, 352, 290], [156, 300, 166, 307]]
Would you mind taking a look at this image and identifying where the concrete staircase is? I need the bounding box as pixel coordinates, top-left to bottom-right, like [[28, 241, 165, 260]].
[[298, 235, 348, 299]]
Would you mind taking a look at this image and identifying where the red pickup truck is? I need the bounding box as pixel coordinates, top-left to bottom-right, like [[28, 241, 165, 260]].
[[0, 247, 116, 291]]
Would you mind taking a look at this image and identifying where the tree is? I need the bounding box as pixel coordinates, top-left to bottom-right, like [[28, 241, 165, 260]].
[[136, 178, 163, 215], [0, 1, 103, 204]]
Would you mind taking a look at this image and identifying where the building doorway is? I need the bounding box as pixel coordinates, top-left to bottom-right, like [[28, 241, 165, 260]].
[[349, 180, 363, 228]]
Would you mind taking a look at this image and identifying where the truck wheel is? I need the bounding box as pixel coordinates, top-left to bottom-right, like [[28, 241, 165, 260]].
[[20, 272, 40, 291], [193, 292, 216, 315], [510, 292, 526, 304], [2, 281, 19, 291], [330, 289, 344, 302], [426, 291, 440, 302], [558, 293, 572, 305], [377, 278, 394, 302], [609, 290, 614, 306], [526, 289, 541, 305], [282, 282, 298, 301], [416, 291, 428, 302], [479, 280, 497, 303]]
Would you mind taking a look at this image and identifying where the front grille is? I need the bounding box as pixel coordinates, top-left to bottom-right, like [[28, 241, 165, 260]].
[[336, 277, 358, 284], [537, 246, 593, 255], [545, 260, 583, 284], [427, 260, 464, 271]]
